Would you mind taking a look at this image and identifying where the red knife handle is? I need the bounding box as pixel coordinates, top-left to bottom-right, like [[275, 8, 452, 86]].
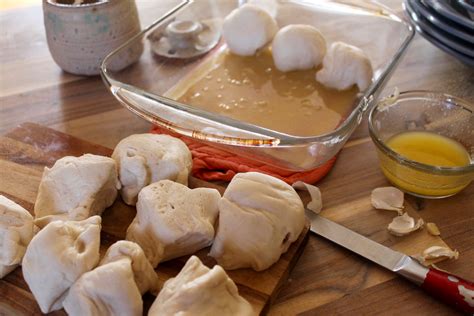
[[421, 268, 474, 314]]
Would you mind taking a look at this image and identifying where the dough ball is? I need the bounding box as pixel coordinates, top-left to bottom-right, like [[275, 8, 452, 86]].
[[99, 240, 159, 295], [34, 154, 120, 224], [22, 216, 101, 313], [64, 258, 143, 316], [64, 240, 159, 316], [112, 134, 192, 206], [126, 180, 220, 267], [272, 24, 326, 72], [0, 195, 35, 278], [223, 4, 278, 56], [149, 256, 254, 316], [209, 172, 305, 271], [316, 41, 373, 91]]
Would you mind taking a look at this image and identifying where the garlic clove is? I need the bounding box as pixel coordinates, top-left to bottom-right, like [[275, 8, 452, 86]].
[[422, 246, 459, 260], [387, 213, 424, 236], [292, 181, 322, 214], [371, 187, 404, 214], [426, 222, 441, 236]]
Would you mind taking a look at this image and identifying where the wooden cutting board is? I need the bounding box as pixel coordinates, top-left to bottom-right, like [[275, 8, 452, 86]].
[[0, 123, 451, 315], [0, 123, 310, 316]]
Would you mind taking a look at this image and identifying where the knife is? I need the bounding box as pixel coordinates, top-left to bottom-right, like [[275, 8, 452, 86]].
[[305, 210, 474, 314]]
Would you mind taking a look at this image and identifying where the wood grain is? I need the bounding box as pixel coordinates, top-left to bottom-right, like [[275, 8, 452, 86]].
[[0, 123, 310, 315], [2, 124, 469, 316], [0, 1, 473, 315]]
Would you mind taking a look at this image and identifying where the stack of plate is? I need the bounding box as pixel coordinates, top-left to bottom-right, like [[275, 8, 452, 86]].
[[404, 0, 474, 66]]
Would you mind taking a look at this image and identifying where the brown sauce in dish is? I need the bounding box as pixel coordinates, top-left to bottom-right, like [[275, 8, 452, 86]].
[[178, 49, 359, 137]]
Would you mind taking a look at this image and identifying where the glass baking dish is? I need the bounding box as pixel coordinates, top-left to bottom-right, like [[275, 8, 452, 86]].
[[101, 0, 414, 171]]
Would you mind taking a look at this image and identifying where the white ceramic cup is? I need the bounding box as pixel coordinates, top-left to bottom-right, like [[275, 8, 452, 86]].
[[43, 0, 143, 76]]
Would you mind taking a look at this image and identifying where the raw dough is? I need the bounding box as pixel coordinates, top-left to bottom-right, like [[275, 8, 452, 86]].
[[99, 240, 159, 295], [272, 24, 326, 72], [112, 134, 192, 205], [316, 41, 373, 91], [210, 172, 305, 271], [64, 258, 142, 316], [223, 4, 278, 56], [0, 195, 35, 278], [22, 216, 101, 313], [126, 180, 220, 267], [63, 241, 159, 316], [34, 154, 120, 224], [149, 256, 254, 316]]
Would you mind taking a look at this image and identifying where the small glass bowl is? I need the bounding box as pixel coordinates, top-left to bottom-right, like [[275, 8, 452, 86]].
[[369, 91, 474, 199]]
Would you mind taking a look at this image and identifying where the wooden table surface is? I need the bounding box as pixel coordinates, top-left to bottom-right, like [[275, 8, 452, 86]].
[[1, 1, 473, 315]]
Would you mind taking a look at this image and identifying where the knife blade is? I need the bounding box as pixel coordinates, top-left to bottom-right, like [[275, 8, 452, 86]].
[[305, 209, 474, 314]]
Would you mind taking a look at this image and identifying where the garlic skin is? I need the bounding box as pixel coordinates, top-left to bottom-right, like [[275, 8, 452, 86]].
[[414, 246, 460, 266], [371, 187, 404, 214], [316, 41, 373, 91], [387, 213, 424, 236], [292, 181, 322, 214], [272, 24, 326, 72], [422, 246, 459, 260], [223, 4, 278, 56]]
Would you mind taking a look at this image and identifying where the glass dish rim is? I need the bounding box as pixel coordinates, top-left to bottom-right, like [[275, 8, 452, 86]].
[[368, 90, 474, 175], [101, 0, 415, 147]]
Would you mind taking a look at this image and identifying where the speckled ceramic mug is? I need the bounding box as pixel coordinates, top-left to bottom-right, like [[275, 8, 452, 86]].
[[43, 0, 143, 76]]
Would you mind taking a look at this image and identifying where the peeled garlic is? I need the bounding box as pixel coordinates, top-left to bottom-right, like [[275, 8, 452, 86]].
[[387, 213, 424, 236], [371, 187, 404, 214], [422, 246, 459, 260], [426, 222, 441, 236], [292, 181, 322, 214]]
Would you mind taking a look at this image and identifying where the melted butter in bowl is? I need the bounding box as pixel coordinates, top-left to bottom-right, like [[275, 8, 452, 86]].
[[177, 49, 359, 137]]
